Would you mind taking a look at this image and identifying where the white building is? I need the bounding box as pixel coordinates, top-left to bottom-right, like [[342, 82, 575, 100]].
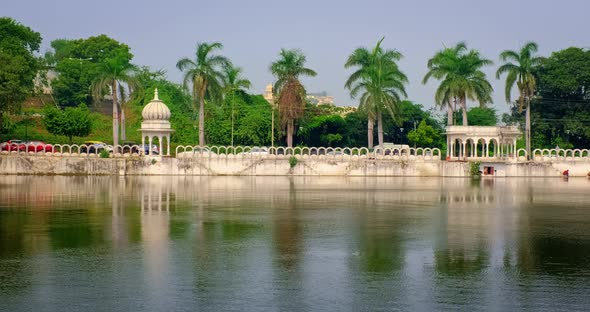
[[445, 126, 521, 161], [140, 89, 174, 156]]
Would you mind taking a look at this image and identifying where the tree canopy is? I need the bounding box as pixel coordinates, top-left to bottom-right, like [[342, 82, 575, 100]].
[[0, 17, 42, 130], [49, 35, 133, 106]]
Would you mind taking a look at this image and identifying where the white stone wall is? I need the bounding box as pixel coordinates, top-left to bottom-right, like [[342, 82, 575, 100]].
[[1, 156, 589, 177]]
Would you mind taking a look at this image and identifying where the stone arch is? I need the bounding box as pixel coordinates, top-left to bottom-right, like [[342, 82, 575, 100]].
[[488, 139, 499, 158]]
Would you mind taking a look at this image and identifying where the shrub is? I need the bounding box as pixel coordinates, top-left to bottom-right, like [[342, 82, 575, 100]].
[[99, 149, 110, 158], [289, 156, 297, 168], [469, 161, 481, 176]]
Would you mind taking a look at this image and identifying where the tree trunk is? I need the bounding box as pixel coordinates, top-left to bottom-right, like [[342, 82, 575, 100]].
[[199, 96, 205, 146], [120, 104, 126, 141], [447, 102, 453, 126], [231, 92, 235, 146], [525, 98, 531, 160], [367, 118, 374, 149], [461, 96, 468, 126], [377, 111, 384, 146], [287, 119, 294, 147], [112, 81, 119, 148]]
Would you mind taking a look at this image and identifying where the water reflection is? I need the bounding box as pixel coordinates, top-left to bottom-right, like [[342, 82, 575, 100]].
[[0, 176, 590, 311]]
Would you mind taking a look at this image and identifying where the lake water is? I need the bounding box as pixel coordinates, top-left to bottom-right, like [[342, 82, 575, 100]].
[[1, 176, 589, 311]]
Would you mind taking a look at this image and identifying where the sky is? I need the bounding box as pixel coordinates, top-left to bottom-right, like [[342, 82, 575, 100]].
[[3, 0, 589, 115]]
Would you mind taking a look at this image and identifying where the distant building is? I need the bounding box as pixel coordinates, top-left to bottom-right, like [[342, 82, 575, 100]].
[[263, 84, 273, 104], [307, 92, 334, 105], [33, 69, 58, 95], [263, 84, 335, 106]]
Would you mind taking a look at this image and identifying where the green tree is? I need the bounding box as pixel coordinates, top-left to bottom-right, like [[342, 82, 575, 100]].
[[407, 120, 441, 148], [49, 35, 133, 107], [270, 49, 317, 147], [345, 38, 408, 148], [91, 50, 139, 146], [448, 107, 498, 126], [535, 47, 590, 148], [496, 42, 542, 158], [423, 42, 494, 126], [297, 114, 347, 147], [43, 104, 93, 142], [177, 42, 230, 146], [222, 64, 251, 146], [0, 17, 42, 130]]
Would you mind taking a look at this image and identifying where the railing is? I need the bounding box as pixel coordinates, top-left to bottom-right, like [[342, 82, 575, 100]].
[[532, 148, 590, 162], [175, 145, 442, 161], [4, 143, 590, 162], [0, 143, 148, 157]]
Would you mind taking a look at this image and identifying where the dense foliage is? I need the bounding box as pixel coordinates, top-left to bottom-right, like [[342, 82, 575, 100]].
[[48, 35, 134, 107], [0, 17, 41, 131], [43, 104, 92, 142], [503, 47, 590, 148], [2, 17, 590, 151]]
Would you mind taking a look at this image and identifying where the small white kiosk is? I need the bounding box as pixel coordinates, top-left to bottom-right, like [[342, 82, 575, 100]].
[[140, 89, 174, 156]]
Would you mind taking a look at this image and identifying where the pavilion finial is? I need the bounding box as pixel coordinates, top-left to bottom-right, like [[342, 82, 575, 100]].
[[154, 88, 159, 101]]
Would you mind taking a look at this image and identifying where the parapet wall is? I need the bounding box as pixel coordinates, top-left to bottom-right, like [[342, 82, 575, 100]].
[[1, 155, 588, 177]]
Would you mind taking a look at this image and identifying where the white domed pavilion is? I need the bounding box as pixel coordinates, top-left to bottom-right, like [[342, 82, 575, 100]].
[[140, 89, 174, 156]]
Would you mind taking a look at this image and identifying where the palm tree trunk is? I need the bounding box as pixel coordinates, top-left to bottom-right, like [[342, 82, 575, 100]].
[[461, 96, 468, 126], [447, 102, 453, 126], [525, 98, 531, 159], [231, 92, 235, 146], [377, 111, 384, 146], [287, 119, 294, 147], [199, 96, 205, 146], [120, 103, 126, 141], [367, 118, 374, 149], [112, 81, 119, 148]]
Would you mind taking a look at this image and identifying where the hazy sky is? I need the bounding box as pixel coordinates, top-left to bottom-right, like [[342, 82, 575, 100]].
[[3, 0, 589, 114]]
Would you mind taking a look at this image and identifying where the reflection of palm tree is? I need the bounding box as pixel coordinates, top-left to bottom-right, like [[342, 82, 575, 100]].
[[273, 178, 302, 270]]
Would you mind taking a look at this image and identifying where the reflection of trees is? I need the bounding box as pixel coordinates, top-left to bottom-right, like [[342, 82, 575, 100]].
[[516, 203, 590, 275], [273, 178, 302, 271], [434, 248, 489, 276], [434, 180, 492, 276]]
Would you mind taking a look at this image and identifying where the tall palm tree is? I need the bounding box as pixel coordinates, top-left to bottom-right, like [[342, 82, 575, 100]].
[[345, 38, 408, 148], [222, 64, 251, 146], [177, 42, 229, 146], [91, 52, 139, 147], [496, 42, 542, 159], [270, 49, 317, 147], [423, 42, 494, 126]]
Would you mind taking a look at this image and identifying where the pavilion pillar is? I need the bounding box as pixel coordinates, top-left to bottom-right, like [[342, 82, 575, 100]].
[[159, 135, 163, 157], [148, 136, 153, 155], [167, 135, 171, 156]]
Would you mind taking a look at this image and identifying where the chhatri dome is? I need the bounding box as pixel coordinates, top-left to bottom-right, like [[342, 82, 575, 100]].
[[140, 88, 173, 156], [142, 88, 171, 121]]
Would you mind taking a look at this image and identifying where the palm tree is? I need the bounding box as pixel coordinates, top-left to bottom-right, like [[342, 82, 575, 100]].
[[222, 64, 251, 146], [177, 42, 229, 146], [345, 38, 408, 148], [91, 52, 139, 147], [270, 49, 317, 147], [496, 42, 542, 159], [423, 42, 494, 126]]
